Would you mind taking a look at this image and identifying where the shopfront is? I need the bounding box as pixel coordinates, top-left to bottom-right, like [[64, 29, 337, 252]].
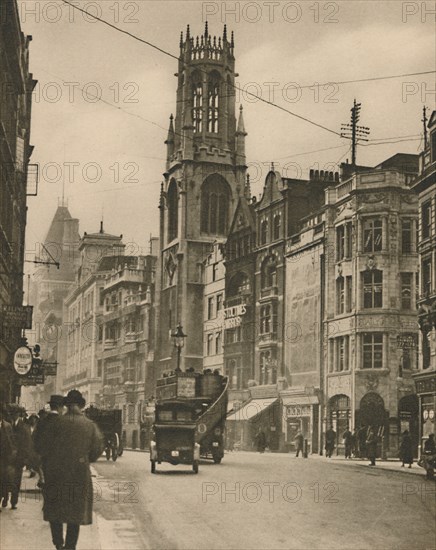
[[413, 370, 436, 453], [281, 393, 319, 454]]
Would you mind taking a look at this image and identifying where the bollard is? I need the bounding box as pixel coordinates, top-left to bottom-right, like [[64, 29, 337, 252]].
[[303, 438, 308, 458]]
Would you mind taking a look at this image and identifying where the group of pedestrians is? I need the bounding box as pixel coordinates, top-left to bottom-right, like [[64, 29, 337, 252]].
[[0, 390, 104, 550]]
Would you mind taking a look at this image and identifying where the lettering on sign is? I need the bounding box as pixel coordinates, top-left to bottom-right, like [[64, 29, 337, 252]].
[[286, 405, 311, 417], [223, 304, 246, 330], [13, 347, 33, 375]]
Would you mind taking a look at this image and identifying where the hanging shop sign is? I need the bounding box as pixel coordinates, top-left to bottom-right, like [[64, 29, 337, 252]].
[[13, 346, 33, 375], [223, 304, 247, 329]]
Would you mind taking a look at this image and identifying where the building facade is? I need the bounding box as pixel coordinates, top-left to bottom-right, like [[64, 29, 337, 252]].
[[0, 0, 37, 402], [99, 250, 157, 449], [156, 24, 247, 377], [203, 242, 225, 374], [63, 225, 124, 405], [323, 155, 420, 457], [21, 204, 80, 410], [413, 110, 436, 447]]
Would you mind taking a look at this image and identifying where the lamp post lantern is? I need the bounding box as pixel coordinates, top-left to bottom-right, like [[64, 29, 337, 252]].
[[172, 323, 187, 372]]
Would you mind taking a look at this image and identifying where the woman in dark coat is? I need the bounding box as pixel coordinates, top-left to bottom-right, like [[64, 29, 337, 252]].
[[400, 430, 413, 468], [40, 390, 104, 550]]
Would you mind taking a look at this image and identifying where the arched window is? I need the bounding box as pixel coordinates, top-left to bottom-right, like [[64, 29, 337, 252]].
[[192, 77, 203, 133], [228, 272, 250, 296], [261, 256, 277, 289], [167, 179, 178, 242], [273, 214, 281, 240], [260, 219, 268, 245], [207, 76, 219, 133], [200, 175, 231, 235]]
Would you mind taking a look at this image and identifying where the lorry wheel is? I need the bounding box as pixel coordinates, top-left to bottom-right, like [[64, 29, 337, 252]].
[[213, 457, 222, 464], [193, 461, 199, 474], [112, 448, 118, 461], [151, 461, 156, 474], [105, 448, 110, 460], [118, 447, 123, 457]]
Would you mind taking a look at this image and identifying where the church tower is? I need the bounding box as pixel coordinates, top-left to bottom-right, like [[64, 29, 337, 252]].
[[157, 24, 247, 374]]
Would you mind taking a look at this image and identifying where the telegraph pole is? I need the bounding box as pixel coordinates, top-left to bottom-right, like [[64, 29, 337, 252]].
[[341, 99, 370, 166]]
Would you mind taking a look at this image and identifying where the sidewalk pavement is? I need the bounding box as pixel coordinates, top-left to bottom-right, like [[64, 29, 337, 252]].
[[0, 470, 102, 550]]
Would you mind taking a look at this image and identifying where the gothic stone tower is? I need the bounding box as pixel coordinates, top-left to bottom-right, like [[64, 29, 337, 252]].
[[157, 24, 247, 374]]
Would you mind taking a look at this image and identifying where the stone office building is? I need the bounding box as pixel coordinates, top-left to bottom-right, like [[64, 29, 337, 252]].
[[323, 154, 420, 456], [0, 0, 37, 402], [413, 110, 436, 446]]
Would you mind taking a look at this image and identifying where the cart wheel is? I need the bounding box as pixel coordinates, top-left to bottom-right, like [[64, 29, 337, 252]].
[[213, 456, 222, 464], [105, 448, 110, 460], [118, 446, 123, 457], [151, 461, 156, 474], [193, 460, 199, 474], [112, 448, 118, 462]]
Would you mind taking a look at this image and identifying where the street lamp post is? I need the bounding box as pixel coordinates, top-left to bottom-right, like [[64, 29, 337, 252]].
[[172, 323, 187, 372]]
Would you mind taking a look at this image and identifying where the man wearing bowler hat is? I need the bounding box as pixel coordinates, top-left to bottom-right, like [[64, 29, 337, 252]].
[[38, 390, 104, 550]]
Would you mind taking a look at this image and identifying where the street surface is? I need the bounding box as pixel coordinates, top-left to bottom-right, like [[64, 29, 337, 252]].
[[92, 451, 436, 550]]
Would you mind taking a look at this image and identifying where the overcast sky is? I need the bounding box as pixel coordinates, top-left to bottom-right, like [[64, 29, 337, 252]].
[[19, 0, 435, 261]]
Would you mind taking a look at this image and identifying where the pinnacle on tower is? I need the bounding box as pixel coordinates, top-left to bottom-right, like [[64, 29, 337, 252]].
[[223, 24, 227, 41], [237, 105, 246, 135], [245, 174, 251, 199], [204, 21, 208, 38], [180, 31, 183, 48], [231, 30, 234, 47], [186, 24, 190, 39]]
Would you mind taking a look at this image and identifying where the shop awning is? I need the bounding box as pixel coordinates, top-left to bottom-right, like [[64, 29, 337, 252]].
[[281, 395, 319, 406], [227, 398, 278, 421]]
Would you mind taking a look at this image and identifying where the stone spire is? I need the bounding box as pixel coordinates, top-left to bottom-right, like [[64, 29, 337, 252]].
[[165, 114, 175, 168]]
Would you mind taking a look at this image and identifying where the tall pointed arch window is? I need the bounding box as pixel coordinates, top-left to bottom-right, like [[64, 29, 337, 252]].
[[167, 179, 178, 242], [207, 76, 219, 133], [201, 175, 231, 235], [192, 78, 203, 134]]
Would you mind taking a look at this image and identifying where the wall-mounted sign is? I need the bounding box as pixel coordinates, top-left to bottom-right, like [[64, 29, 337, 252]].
[[13, 347, 33, 375], [397, 334, 417, 349], [223, 304, 246, 329], [17, 362, 45, 386], [1, 305, 33, 329], [43, 361, 58, 377], [286, 405, 311, 417]]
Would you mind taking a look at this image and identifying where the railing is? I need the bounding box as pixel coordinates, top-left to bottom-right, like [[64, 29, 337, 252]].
[[260, 287, 278, 300], [104, 339, 117, 350]]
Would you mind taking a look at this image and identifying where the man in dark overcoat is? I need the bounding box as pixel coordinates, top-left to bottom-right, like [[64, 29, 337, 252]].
[[39, 390, 104, 550], [0, 405, 16, 511], [4, 404, 32, 509], [325, 427, 336, 458], [366, 427, 377, 466]]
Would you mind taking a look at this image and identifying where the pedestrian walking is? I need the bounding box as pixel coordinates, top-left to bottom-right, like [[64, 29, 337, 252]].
[[343, 428, 353, 459], [0, 405, 16, 513], [294, 431, 304, 457], [3, 404, 32, 510], [399, 430, 414, 468], [325, 427, 336, 458], [254, 429, 267, 453], [357, 425, 367, 458], [421, 433, 436, 479], [38, 390, 104, 550], [34, 395, 65, 488], [366, 427, 377, 466]]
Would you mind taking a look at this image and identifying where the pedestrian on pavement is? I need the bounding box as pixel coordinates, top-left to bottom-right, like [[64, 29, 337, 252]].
[[325, 427, 336, 458], [2, 404, 33, 510], [39, 390, 104, 550], [0, 405, 16, 513], [422, 434, 436, 479], [34, 395, 65, 488], [26, 414, 40, 479], [399, 430, 414, 468], [254, 428, 267, 453], [343, 428, 353, 459], [357, 425, 367, 458], [366, 427, 377, 466], [351, 429, 358, 458], [294, 431, 304, 457]]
